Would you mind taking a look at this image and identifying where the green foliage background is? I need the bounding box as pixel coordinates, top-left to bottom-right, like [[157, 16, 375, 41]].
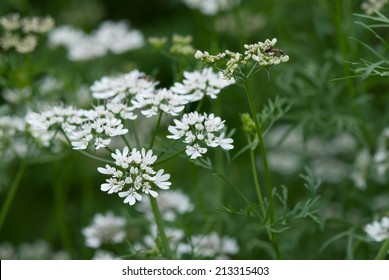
[[0, 0, 389, 259]]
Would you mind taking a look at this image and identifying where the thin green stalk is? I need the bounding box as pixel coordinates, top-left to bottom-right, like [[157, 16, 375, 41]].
[[375, 237, 389, 260], [243, 80, 281, 259], [248, 136, 267, 218], [52, 163, 73, 254], [147, 112, 173, 259], [149, 196, 174, 259], [78, 150, 113, 164], [121, 134, 132, 149], [155, 148, 186, 166], [0, 163, 26, 233], [149, 111, 163, 149], [243, 80, 275, 223], [130, 121, 141, 149]]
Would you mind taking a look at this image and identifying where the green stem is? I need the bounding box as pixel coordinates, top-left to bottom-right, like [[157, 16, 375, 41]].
[[155, 148, 186, 166], [243, 80, 275, 223], [248, 136, 267, 218], [0, 163, 26, 233], [375, 237, 389, 260], [243, 80, 281, 259], [78, 150, 113, 164], [149, 111, 163, 149], [149, 196, 174, 259]]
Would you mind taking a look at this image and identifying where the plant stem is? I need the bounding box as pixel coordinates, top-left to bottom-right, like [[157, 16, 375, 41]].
[[155, 148, 186, 166], [149, 196, 174, 259], [243, 80, 281, 259], [147, 112, 173, 259], [375, 237, 389, 260], [0, 163, 26, 233], [248, 136, 267, 218], [149, 111, 163, 149]]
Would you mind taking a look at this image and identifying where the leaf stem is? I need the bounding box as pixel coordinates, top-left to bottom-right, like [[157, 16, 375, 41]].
[[0, 162, 26, 233], [375, 237, 389, 260]]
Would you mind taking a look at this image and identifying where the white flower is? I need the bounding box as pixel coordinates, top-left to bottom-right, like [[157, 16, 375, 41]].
[[364, 216, 389, 242], [361, 0, 388, 15], [133, 88, 187, 118], [90, 70, 157, 100], [94, 21, 144, 54], [170, 68, 235, 102], [181, 232, 239, 259], [48, 21, 144, 61], [97, 147, 172, 206], [186, 144, 207, 159], [82, 212, 126, 248], [153, 169, 171, 189], [182, 0, 240, 16], [167, 112, 234, 159]]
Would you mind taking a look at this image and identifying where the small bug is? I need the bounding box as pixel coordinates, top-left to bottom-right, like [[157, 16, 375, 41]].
[[264, 47, 285, 56]]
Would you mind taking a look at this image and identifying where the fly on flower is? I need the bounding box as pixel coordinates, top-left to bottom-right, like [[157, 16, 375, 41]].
[[264, 46, 285, 57]]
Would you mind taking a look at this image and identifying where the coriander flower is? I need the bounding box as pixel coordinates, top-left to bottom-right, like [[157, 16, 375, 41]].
[[82, 212, 126, 248], [90, 70, 157, 100], [132, 88, 187, 118], [170, 67, 235, 102], [97, 147, 171, 206], [26, 105, 128, 150], [167, 112, 234, 159], [364, 216, 389, 242]]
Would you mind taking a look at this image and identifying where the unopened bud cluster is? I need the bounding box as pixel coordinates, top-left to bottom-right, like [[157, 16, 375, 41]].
[[195, 38, 289, 78]]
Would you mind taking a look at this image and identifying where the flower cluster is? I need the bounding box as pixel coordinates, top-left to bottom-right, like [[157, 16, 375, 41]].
[[171, 67, 235, 102], [82, 212, 127, 248], [182, 0, 240, 16], [97, 147, 171, 205], [0, 13, 54, 53], [26, 105, 128, 150], [195, 38, 289, 78], [91, 68, 234, 118], [167, 112, 234, 159], [361, 0, 388, 15], [364, 216, 389, 242], [48, 21, 144, 61]]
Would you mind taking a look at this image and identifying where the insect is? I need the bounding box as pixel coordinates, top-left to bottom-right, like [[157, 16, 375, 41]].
[[264, 47, 285, 56]]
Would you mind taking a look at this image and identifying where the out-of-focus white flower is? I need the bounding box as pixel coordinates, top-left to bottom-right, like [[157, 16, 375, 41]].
[[0, 240, 70, 260], [92, 250, 118, 260], [0, 13, 21, 31], [179, 232, 239, 259], [2, 87, 32, 104], [361, 0, 388, 15], [170, 67, 235, 102], [182, 0, 240, 16], [350, 148, 371, 190], [21, 16, 55, 34], [48, 21, 144, 61], [82, 212, 126, 248], [94, 21, 144, 54], [364, 216, 389, 242], [97, 147, 171, 206], [167, 112, 233, 159], [136, 189, 194, 221]]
